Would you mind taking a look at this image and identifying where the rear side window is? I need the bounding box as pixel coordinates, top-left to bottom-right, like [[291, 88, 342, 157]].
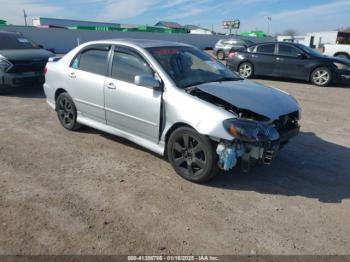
[[256, 44, 275, 54], [278, 44, 301, 57], [111, 49, 153, 83], [71, 45, 110, 76]]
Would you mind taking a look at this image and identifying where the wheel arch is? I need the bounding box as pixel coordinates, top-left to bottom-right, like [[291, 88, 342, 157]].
[[334, 52, 350, 58], [216, 49, 224, 55], [55, 88, 68, 102], [164, 122, 194, 145]]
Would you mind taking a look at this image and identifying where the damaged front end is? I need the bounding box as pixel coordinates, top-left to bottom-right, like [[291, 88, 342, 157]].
[[185, 83, 300, 172], [217, 113, 300, 172]]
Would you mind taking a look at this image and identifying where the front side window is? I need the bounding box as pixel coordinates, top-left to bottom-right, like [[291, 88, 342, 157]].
[[111, 49, 153, 83], [256, 44, 275, 54], [278, 44, 301, 57], [71, 45, 110, 76], [147, 46, 240, 88]]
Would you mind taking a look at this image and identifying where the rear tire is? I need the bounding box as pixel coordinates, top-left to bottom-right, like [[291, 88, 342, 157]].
[[216, 50, 225, 60], [167, 127, 219, 183], [238, 62, 254, 79], [56, 92, 82, 131], [0, 85, 9, 95], [310, 67, 332, 87]]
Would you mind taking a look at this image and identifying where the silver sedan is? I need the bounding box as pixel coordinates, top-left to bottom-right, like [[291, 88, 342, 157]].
[[44, 39, 300, 183]]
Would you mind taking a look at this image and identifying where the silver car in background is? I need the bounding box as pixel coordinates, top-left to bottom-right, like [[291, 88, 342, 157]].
[[213, 38, 255, 60], [44, 39, 300, 183]]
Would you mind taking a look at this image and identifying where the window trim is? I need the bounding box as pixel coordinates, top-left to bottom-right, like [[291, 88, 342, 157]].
[[69, 44, 112, 76], [255, 43, 277, 55]]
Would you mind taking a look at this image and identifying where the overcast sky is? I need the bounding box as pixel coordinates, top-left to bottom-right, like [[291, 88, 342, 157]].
[[1, 0, 349, 34]]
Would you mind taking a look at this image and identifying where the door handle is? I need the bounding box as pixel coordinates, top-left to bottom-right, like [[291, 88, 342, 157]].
[[69, 72, 76, 79], [276, 57, 282, 61], [107, 82, 116, 89]]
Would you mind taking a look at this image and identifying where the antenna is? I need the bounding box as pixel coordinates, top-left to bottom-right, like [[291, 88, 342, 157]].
[[23, 9, 28, 26]]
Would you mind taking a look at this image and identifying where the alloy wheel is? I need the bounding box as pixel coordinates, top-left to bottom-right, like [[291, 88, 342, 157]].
[[239, 63, 252, 78], [57, 97, 75, 127], [172, 133, 207, 176], [312, 69, 330, 86]]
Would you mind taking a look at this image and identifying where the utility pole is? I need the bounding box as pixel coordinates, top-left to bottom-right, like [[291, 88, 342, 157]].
[[23, 10, 28, 26], [267, 16, 272, 35]]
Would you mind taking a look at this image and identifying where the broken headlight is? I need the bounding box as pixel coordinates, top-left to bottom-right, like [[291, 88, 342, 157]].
[[223, 118, 279, 142], [334, 62, 350, 70]]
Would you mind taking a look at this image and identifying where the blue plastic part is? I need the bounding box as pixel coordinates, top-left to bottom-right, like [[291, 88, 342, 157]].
[[216, 143, 244, 171]]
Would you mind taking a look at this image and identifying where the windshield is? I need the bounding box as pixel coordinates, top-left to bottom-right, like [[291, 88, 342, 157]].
[[147, 46, 241, 88], [0, 34, 40, 50], [296, 44, 322, 56]]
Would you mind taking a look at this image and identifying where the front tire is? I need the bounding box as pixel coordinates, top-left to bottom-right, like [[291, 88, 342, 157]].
[[310, 67, 332, 87], [167, 127, 219, 183], [56, 92, 82, 131], [238, 62, 254, 79]]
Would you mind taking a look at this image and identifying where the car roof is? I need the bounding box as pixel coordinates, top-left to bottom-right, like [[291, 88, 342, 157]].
[[87, 38, 191, 48], [253, 42, 303, 46]]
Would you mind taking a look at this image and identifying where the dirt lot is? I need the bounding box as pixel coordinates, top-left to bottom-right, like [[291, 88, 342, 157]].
[[0, 78, 350, 255]]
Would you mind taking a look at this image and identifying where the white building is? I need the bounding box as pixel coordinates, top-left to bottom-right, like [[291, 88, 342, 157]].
[[185, 25, 214, 35]]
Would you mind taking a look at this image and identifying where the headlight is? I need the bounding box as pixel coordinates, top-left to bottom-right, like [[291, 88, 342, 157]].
[[0, 54, 13, 72], [333, 62, 350, 70], [223, 119, 279, 142]]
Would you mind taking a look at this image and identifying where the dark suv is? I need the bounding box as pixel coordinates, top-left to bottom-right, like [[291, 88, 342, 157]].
[[0, 31, 53, 94]]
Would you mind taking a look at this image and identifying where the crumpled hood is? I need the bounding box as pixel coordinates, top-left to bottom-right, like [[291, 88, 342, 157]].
[[0, 49, 53, 62], [196, 79, 299, 120]]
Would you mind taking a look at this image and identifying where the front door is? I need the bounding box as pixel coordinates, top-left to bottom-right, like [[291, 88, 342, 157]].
[[274, 44, 308, 79], [104, 46, 162, 143]]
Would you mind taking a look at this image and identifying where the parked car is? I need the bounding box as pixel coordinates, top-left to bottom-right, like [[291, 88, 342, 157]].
[[323, 44, 350, 59], [227, 42, 350, 87], [213, 38, 254, 60], [44, 39, 300, 183], [0, 30, 53, 94]]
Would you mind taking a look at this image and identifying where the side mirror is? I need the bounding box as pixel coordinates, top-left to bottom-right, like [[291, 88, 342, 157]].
[[297, 53, 307, 59], [134, 75, 161, 90]]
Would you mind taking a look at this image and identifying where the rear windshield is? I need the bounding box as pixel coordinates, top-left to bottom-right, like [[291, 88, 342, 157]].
[[0, 34, 40, 50]]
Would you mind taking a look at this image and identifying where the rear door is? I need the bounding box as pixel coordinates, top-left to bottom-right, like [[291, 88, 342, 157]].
[[104, 46, 162, 143], [67, 44, 111, 123], [251, 43, 277, 76], [275, 44, 308, 79]]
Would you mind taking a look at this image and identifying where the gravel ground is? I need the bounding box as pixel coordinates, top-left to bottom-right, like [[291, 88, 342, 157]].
[[0, 78, 350, 255]]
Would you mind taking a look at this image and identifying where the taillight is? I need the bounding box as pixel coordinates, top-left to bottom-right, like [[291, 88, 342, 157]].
[[228, 52, 238, 59], [44, 67, 47, 75]]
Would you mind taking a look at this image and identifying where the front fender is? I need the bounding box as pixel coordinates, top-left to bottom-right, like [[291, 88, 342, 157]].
[[161, 87, 234, 142]]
